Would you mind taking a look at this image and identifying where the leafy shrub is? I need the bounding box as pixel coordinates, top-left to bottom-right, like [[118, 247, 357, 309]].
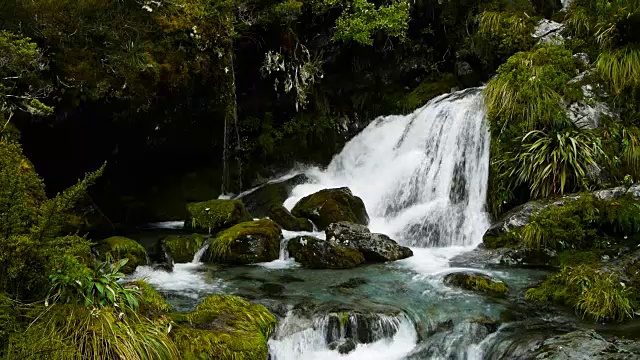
[[526, 265, 635, 322]]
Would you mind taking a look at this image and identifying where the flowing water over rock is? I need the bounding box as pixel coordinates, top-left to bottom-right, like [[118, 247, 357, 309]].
[[128, 88, 608, 359]]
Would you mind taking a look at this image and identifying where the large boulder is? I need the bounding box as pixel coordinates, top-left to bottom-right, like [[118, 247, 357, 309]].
[[291, 188, 369, 230], [533, 19, 564, 45], [268, 204, 313, 232], [205, 219, 282, 264], [531, 329, 640, 359], [326, 222, 413, 262], [237, 173, 309, 217], [443, 271, 508, 298], [186, 199, 250, 233], [161, 233, 206, 263], [96, 236, 147, 274], [287, 236, 365, 269]]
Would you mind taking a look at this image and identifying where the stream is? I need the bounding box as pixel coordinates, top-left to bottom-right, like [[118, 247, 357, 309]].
[[127, 88, 621, 359]]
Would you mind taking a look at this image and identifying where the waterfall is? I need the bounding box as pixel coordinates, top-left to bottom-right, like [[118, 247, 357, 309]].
[[191, 239, 210, 264], [285, 88, 490, 247]]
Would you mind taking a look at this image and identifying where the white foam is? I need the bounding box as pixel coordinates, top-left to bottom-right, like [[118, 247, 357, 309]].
[[145, 221, 184, 229], [128, 263, 223, 299]]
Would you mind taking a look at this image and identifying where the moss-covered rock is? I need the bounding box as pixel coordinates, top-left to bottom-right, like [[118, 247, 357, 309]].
[[171, 295, 276, 360], [125, 280, 171, 318], [291, 188, 369, 230], [186, 199, 250, 233], [287, 236, 365, 269], [206, 219, 281, 264], [96, 236, 147, 274], [443, 272, 508, 298], [268, 204, 313, 231], [239, 174, 309, 218], [162, 234, 206, 263]]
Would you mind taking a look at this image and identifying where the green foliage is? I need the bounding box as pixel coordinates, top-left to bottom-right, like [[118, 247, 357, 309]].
[[0, 293, 17, 354], [519, 194, 640, 251], [126, 280, 172, 318], [485, 45, 579, 139], [48, 256, 140, 310], [6, 304, 178, 360], [330, 0, 411, 46], [526, 265, 635, 322], [0, 30, 52, 120], [500, 130, 603, 198], [97, 237, 148, 274], [172, 295, 276, 360], [596, 46, 640, 95], [0, 141, 102, 299]]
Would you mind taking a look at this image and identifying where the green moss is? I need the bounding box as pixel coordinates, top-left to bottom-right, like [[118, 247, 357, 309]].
[[126, 280, 171, 318], [483, 231, 520, 249], [526, 265, 635, 322], [163, 234, 206, 263], [97, 236, 147, 274], [291, 188, 369, 230], [172, 295, 276, 360], [268, 204, 313, 231], [187, 199, 250, 233], [402, 73, 459, 112], [444, 272, 509, 298], [207, 219, 281, 264]]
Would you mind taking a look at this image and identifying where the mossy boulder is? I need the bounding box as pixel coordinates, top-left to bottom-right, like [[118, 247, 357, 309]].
[[291, 188, 369, 230], [186, 199, 250, 233], [96, 236, 147, 274], [206, 219, 282, 264], [443, 272, 508, 298], [287, 236, 365, 269], [125, 280, 171, 318], [162, 234, 206, 263], [239, 174, 309, 217], [268, 204, 313, 231], [171, 295, 276, 360], [326, 222, 413, 262]]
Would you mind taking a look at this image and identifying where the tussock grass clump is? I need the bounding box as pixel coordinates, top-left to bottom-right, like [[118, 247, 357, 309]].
[[596, 46, 640, 95], [526, 265, 635, 322]]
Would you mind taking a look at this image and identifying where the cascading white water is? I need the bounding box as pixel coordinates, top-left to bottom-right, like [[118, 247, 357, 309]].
[[191, 241, 210, 264], [284, 88, 490, 247]]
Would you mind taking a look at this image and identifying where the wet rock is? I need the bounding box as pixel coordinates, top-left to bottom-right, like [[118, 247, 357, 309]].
[[533, 19, 564, 45], [326, 222, 413, 262], [407, 319, 496, 359], [499, 247, 557, 267], [443, 271, 508, 297], [258, 283, 285, 296], [95, 236, 147, 274], [237, 174, 309, 217], [328, 339, 357, 354], [161, 233, 205, 263], [185, 199, 250, 233], [325, 311, 403, 344], [268, 204, 313, 231], [594, 184, 640, 201], [532, 329, 640, 359], [485, 201, 545, 238], [291, 188, 369, 230], [287, 236, 365, 269], [329, 277, 368, 290], [205, 219, 282, 264]]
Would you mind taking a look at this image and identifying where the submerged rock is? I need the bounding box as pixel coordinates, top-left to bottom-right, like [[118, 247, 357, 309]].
[[205, 219, 282, 264], [443, 271, 508, 297], [328, 338, 357, 354], [268, 204, 313, 231], [287, 236, 365, 269], [326, 222, 413, 262], [291, 188, 369, 230], [238, 173, 309, 217], [161, 233, 205, 263], [96, 236, 147, 274], [185, 199, 250, 233]]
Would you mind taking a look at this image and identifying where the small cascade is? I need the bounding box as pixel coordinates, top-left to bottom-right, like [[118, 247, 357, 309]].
[[191, 239, 211, 264], [269, 311, 417, 360], [285, 88, 490, 248]]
